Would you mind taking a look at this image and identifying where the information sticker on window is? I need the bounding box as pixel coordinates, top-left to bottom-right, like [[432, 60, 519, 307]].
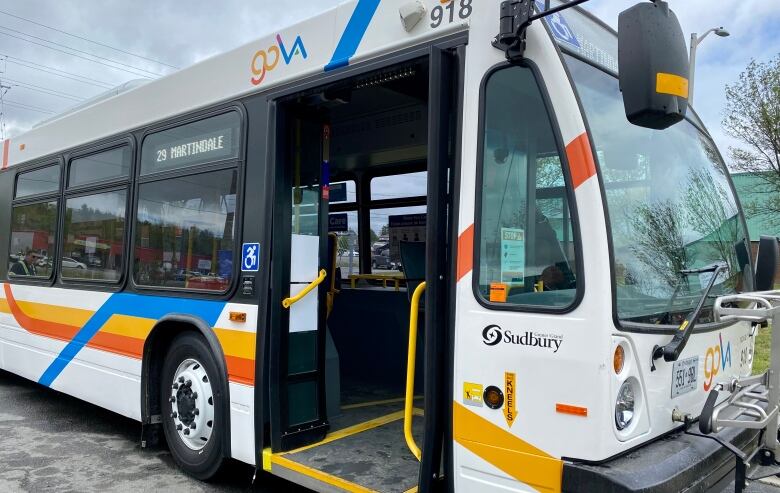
[[500, 228, 525, 286]]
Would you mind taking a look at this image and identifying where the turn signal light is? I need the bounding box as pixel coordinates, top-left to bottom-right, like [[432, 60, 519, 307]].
[[614, 345, 625, 375], [556, 403, 588, 417], [229, 312, 247, 323]]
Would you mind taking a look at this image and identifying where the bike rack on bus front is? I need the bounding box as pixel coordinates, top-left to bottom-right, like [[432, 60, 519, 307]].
[[696, 290, 780, 491]]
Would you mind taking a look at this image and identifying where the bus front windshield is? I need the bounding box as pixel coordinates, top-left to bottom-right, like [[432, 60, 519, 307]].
[[566, 55, 750, 326]]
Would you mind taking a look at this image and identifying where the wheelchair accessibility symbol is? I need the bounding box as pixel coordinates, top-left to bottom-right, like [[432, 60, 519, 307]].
[[242, 243, 260, 272]]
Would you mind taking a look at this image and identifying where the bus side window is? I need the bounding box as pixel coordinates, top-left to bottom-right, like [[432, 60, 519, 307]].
[[476, 65, 579, 309]]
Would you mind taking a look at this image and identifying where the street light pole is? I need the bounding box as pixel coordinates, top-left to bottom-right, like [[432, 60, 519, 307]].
[[688, 27, 730, 104]]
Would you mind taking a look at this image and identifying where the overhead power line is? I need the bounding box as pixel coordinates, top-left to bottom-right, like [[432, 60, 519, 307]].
[[0, 27, 158, 78], [0, 9, 179, 70], [3, 76, 86, 102], [4, 98, 56, 114], [1, 53, 114, 89]]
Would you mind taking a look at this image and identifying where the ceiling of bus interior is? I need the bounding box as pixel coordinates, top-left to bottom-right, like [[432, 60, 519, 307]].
[[292, 61, 429, 175]]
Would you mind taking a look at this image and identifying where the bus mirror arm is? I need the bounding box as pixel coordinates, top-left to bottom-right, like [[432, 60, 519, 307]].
[[652, 264, 727, 370], [492, 0, 590, 61]]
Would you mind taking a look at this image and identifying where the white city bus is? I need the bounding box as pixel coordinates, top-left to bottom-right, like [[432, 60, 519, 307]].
[[1, 1, 778, 492]]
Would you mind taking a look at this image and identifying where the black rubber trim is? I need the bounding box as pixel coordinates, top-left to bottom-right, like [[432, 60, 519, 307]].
[[562, 424, 759, 493]]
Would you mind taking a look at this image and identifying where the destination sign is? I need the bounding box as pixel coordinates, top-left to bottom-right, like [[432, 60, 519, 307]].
[[142, 112, 241, 175], [153, 130, 234, 167]]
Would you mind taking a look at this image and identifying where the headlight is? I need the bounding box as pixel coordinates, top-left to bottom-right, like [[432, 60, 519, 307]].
[[615, 381, 635, 430]]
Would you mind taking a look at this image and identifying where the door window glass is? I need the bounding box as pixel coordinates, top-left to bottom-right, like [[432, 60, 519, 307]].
[[476, 66, 579, 308]]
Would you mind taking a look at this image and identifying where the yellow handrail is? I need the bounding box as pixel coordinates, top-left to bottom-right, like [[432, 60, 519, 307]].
[[283, 269, 327, 309], [404, 281, 426, 462]]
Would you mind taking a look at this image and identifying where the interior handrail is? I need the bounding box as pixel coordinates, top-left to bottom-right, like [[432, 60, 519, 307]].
[[404, 281, 426, 461], [283, 269, 327, 309]]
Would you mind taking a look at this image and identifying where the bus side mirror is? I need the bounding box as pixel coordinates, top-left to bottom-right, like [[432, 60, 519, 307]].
[[618, 1, 689, 130], [755, 236, 779, 292]]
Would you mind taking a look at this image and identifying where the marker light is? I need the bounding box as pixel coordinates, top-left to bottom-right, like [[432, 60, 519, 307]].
[[613, 345, 625, 374], [615, 381, 635, 430]]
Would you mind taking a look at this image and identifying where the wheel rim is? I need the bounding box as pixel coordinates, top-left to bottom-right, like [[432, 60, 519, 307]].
[[169, 358, 215, 451]]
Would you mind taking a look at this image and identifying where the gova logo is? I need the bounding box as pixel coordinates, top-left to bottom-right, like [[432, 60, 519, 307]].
[[250, 34, 307, 86], [703, 333, 732, 391]]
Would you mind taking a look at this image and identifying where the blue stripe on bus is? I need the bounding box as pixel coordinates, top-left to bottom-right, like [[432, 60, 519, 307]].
[[38, 293, 225, 387], [324, 0, 381, 72]]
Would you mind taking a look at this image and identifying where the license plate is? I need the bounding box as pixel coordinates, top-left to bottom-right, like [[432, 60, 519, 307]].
[[671, 356, 698, 398]]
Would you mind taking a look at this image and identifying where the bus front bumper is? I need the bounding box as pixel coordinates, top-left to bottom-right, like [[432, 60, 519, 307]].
[[562, 425, 760, 493]]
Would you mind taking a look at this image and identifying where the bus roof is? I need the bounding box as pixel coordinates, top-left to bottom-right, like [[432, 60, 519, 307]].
[[1, 0, 468, 170]]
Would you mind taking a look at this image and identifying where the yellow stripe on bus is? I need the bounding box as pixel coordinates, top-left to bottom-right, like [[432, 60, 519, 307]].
[[99, 314, 156, 339], [453, 402, 563, 493], [213, 328, 256, 360], [0, 298, 10, 313], [270, 454, 378, 493], [15, 300, 93, 327]]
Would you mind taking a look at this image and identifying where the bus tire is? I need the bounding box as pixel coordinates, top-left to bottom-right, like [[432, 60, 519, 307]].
[[161, 332, 225, 480]]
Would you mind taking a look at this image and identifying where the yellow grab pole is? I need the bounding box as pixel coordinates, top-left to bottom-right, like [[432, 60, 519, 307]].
[[404, 281, 426, 461], [283, 270, 327, 308]]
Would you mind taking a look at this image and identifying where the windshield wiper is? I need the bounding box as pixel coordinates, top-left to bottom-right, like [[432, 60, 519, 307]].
[[651, 263, 728, 370]]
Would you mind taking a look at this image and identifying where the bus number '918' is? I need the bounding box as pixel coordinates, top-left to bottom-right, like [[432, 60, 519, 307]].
[[431, 0, 472, 29]]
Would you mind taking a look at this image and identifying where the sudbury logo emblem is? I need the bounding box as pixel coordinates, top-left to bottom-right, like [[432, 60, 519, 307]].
[[482, 325, 563, 353]]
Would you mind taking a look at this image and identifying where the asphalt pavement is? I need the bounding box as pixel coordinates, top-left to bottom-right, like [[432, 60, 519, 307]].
[[1, 368, 780, 493], [0, 369, 309, 493]]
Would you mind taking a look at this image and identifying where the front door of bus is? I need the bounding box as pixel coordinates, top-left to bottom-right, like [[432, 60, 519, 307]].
[[268, 48, 461, 491]]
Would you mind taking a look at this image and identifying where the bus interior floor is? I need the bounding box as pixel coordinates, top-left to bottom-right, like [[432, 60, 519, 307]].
[[280, 399, 424, 493]]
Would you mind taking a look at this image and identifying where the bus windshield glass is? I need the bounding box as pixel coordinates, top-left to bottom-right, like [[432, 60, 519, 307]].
[[566, 55, 749, 326]]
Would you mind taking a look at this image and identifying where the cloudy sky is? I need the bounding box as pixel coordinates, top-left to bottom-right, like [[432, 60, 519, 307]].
[[1, 0, 778, 167]]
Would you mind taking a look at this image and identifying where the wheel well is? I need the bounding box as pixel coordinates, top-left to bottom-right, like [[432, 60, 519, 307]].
[[140, 316, 231, 456]]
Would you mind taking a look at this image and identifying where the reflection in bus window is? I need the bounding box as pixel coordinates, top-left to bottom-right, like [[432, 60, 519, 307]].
[[566, 55, 747, 325], [8, 201, 58, 279], [62, 190, 127, 282], [477, 65, 578, 308], [134, 170, 237, 292], [69, 147, 131, 188], [15, 165, 60, 199]]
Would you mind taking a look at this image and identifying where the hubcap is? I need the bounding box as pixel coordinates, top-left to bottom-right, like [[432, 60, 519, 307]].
[[169, 358, 214, 450]]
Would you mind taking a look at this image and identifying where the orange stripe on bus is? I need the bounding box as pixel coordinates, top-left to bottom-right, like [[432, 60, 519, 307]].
[[88, 331, 144, 359], [2, 139, 9, 170], [226, 354, 255, 385], [3, 285, 255, 384], [565, 133, 597, 190], [457, 224, 474, 281], [3, 284, 81, 342]]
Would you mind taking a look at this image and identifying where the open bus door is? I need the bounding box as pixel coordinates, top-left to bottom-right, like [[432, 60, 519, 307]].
[[265, 45, 461, 493]]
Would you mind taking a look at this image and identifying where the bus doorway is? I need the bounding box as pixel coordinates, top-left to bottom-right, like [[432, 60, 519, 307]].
[[266, 48, 459, 493]]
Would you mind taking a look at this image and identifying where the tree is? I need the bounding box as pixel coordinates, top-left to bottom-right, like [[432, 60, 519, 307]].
[[722, 55, 780, 225]]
